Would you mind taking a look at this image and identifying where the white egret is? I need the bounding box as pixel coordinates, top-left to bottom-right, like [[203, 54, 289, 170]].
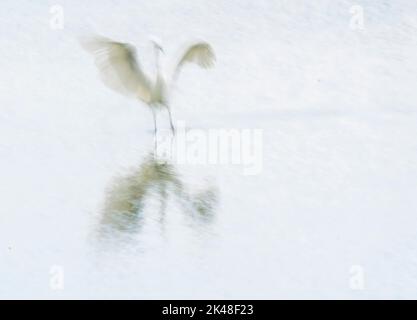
[[81, 36, 215, 136]]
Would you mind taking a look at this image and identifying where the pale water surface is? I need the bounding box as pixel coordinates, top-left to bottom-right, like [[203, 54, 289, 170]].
[[1, 0, 417, 299]]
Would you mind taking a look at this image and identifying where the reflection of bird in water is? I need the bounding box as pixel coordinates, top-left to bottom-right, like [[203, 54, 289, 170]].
[[81, 35, 216, 136], [98, 153, 218, 242]]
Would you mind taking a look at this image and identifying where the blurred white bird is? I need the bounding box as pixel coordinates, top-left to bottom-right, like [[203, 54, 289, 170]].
[[81, 36, 215, 136]]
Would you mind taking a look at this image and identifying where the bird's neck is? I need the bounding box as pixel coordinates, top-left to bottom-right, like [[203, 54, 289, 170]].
[[154, 49, 161, 76]]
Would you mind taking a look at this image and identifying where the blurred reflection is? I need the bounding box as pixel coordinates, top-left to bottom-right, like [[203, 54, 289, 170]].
[[97, 151, 218, 244]]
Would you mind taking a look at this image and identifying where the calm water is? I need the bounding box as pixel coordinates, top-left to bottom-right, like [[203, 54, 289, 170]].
[[2, 0, 417, 299]]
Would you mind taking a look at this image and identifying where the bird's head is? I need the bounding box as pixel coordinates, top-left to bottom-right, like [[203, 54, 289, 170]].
[[149, 36, 164, 54]]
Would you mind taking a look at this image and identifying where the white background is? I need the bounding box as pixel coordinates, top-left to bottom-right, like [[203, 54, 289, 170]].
[[1, 0, 417, 299]]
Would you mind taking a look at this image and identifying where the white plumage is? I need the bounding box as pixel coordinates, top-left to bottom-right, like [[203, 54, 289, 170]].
[[81, 36, 216, 135]]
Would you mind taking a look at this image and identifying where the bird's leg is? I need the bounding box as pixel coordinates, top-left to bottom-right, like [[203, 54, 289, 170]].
[[166, 106, 175, 135], [152, 108, 158, 153]]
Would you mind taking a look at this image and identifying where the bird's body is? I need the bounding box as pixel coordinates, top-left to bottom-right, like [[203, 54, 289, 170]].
[[81, 36, 215, 135], [151, 73, 168, 106]]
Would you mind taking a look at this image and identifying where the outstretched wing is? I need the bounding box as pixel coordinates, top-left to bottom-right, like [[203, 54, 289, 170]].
[[171, 42, 216, 84], [80, 36, 152, 103]]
